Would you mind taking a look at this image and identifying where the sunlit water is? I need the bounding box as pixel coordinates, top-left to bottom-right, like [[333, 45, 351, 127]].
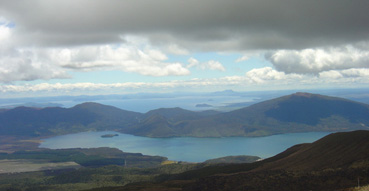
[[40, 131, 331, 162]]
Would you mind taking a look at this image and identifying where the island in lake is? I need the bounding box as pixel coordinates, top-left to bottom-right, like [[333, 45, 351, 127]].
[[101, 134, 119, 138], [195, 103, 213, 108]]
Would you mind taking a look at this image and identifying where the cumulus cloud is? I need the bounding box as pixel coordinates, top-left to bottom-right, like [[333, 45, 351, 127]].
[[52, 45, 190, 76], [1, 0, 368, 50], [1, 0, 369, 92], [0, 52, 70, 82], [244, 67, 369, 87], [319, 68, 369, 79], [245, 67, 303, 84], [187, 57, 225, 71], [266, 45, 369, 74], [0, 21, 189, 83], [0, 22, 70, 82]]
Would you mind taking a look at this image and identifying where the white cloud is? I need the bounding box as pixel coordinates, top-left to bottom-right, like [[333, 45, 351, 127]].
[[236, 50, 264, 62], [0, 24, 11, 42], [52, 45, 190, 76], [0, 22, 190, 83], [2, 67, 369, 95], [0, 21, 70, 82], [206, 60, 226, 71], [245, 67, 303, 84], [319, 68, 369, 79], [266, 45, 369, 74], [0, 51, 70, 82], [1, 2, 369, 93], [243, 67, 369, 88], [341, 68, 369, 77], [236, 55, 250, 63], [187, 57, 200, 68], [318, 70, 343, 79], [0, 78, 247, 94], [166, 44, 189, 55], [187, 57, 225, 71]]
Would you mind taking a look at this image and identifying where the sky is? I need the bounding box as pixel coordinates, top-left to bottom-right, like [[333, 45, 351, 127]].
[[0, 0, 369, 97]]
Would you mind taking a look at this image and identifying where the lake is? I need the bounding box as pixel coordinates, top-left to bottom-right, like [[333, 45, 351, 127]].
[[40, 131, 332, 162]]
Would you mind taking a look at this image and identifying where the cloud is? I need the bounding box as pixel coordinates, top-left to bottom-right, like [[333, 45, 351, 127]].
[[187, 57, 225, 71], [319, 68, 369, 79], [1, 0, 369, 91], [187, 57, 200, 68], [165, 44, 189, 55], [53, 45, 190, 76], [0, 22, 70, 82], [2, 67, 369, 95], [245, 67, 303, 84], [236, 55, 251, 63], [0, 21, 189, 83], [1, 0, 368, 50], [0, 51, 70, 83], [266, 45, 369, 74], [236, 50, 264, 62], [0, 24, 11, 42], [244, 67, 369, 88]]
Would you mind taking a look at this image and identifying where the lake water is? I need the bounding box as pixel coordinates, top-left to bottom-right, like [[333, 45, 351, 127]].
[[40, 131, 332, 162]]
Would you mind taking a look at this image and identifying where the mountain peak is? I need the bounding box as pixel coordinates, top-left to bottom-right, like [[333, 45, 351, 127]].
[[73, 102, 105, 108], [265, 92, 369, 126], [292, 92, 315, 97]]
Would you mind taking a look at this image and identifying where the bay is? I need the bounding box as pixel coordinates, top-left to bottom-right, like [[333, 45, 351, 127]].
[[40, 131, 331, 162]]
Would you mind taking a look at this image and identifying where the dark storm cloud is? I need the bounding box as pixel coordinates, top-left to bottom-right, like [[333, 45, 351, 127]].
[[1, 0, 369, 50]]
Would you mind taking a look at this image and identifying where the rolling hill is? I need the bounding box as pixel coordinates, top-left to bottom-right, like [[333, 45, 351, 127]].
[[1, 92, 369, 138], [0, 102, 141, 136], [160, 92, 369, 137]]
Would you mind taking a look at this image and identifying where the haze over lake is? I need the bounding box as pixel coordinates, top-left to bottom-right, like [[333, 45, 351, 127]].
[[40, 131, 331, 162]]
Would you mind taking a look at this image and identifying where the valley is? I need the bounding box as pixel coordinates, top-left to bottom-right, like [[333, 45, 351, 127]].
[[0, 92, 369, 190], [1, 131, 368, 191], [2, 0, 369, 190]]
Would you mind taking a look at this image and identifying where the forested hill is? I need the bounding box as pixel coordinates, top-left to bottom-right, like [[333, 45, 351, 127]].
[[1, 92, 369, 137]]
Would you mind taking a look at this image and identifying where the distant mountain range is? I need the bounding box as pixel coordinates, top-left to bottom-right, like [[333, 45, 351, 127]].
[[1, 92, 369, 137]]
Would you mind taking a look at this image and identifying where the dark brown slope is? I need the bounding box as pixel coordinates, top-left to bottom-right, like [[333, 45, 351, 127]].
[[109, 130, 369, 191], [254, 130, 369, 171], [183, 130, 369, 191]]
